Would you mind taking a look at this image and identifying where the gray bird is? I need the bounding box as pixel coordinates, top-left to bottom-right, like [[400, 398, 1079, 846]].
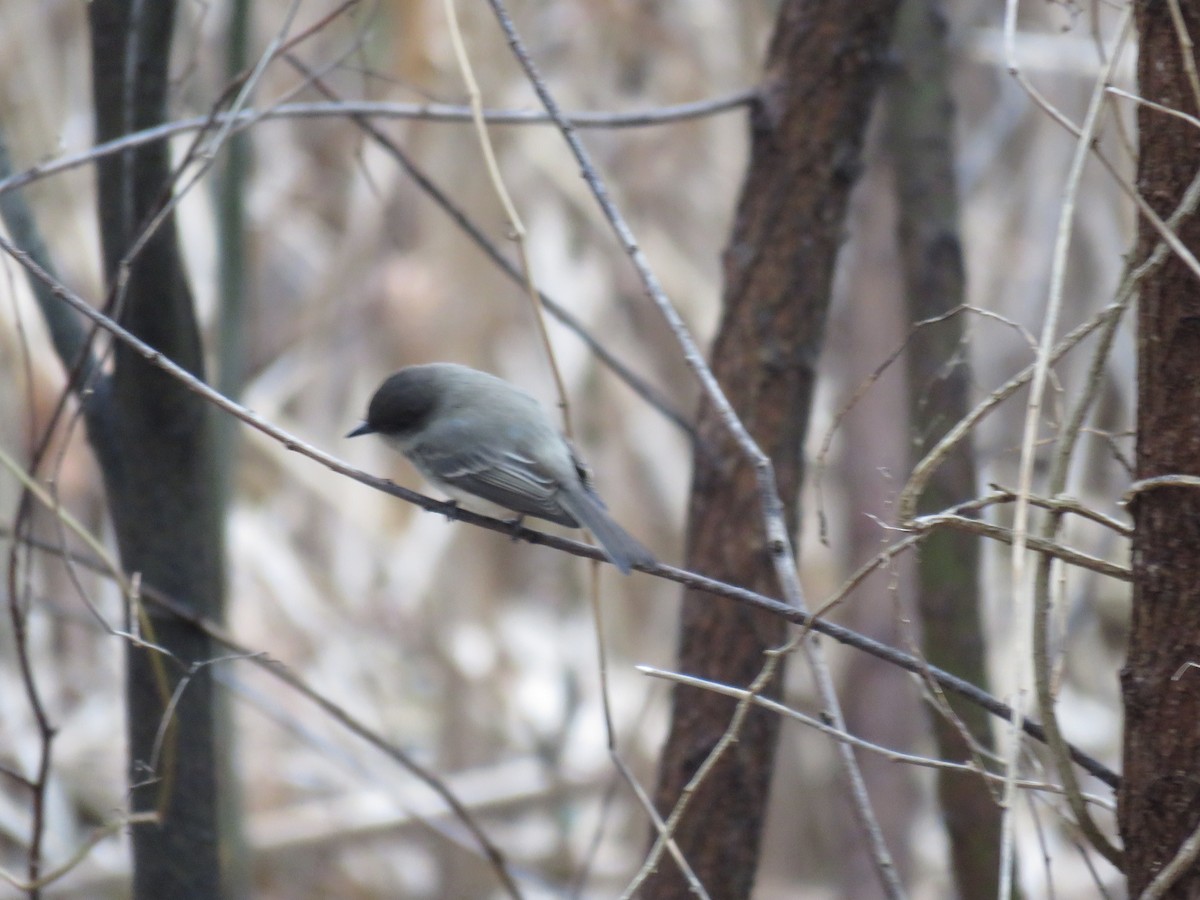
[[347, 363, 654, 574]]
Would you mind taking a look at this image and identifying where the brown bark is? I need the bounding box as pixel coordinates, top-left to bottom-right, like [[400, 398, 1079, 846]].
[[1119, 1, 1200, 895], [647, 0, 900, 896]]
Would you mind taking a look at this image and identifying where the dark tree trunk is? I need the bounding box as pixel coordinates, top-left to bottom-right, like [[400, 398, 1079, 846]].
[[1119, 1, 1200, 895], [88, 3, 226, 897], [887, 0, 1005, 895], [647, 0, 900, 895]]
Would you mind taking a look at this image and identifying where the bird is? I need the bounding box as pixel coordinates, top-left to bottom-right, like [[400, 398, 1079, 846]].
[[347, 363, 654, 574]]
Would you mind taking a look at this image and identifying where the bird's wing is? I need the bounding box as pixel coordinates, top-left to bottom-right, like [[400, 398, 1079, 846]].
[[407, 438, 577, 526]]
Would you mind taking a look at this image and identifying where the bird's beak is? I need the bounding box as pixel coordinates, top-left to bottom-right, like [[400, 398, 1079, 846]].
[[345, 422, 375, 438]]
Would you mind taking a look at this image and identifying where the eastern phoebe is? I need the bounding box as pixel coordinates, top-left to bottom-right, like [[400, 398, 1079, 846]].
[[347, 363, 654, 574]]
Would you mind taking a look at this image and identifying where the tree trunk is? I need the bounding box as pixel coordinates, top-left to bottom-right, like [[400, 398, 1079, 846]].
[[1119, 1, 1200, 895], [88, 3, 226, 897], [887, 0, 1005, 894], [647, 0, 900, 895]]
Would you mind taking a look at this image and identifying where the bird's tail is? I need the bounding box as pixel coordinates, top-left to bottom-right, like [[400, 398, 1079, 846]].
[[558, 486, 655, 575]]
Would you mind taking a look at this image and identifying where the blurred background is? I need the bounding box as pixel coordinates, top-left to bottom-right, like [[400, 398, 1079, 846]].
[[0, 0, 1134, 896]]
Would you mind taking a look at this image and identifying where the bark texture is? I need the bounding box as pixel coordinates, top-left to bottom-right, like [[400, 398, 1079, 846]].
[[647, 0, 900, 895], [1120, 1, 1200, 895]]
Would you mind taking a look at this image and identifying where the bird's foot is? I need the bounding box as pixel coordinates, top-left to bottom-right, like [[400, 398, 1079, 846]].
[[504, 514, 526, 542]]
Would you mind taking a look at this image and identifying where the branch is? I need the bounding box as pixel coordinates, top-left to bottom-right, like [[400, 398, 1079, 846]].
[[0, 94, 758, 198], [1001, 4, 1134, 878], [638, 666, 1115, 809], [0, 235, 1120, 792], [0, 132, 100, 389], [481, 3, 911, 894], [0, 813, 160, 893], [283, 57, 694, 439], [1, 530, 524, 899]]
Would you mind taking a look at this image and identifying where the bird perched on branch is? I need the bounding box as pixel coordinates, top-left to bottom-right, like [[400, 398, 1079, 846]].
[[347, 363, 654, 574]]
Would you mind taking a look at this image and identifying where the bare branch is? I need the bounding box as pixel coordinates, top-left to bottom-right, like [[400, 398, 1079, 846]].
[[0, 235, 1121, 795], [0, 95, 758, 198]]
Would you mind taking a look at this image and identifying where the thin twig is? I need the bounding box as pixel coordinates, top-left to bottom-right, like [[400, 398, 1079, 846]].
[[480, 3, 903, 894], [622, 656, 784, 898], [440, 0, 572, 434], [0, 241, 1120, 791], [1139, 819, 1200, 899], [896, 302, 1123, 523], [1106, 86, 1200, 132], [908, 514, 1130, 582], [5, 527, 527, 898], [1005, 36, 1200, 288], [1000, 4, 1132, 881], [1122, 474, 1200, 504], [480, 0, 793, 597], [0, 813, 160, 893], [637, 667, 1115, 810], [986, 485, 1133, 537], [436, 11, 698, 890], [281, 56, 694, 440], [1, 518, 1121, 799], [815, 304, 1035, 542], [1027, 5, 1137, 868], [0, 94, 759, 197], [1165, 0, 1200, 116]]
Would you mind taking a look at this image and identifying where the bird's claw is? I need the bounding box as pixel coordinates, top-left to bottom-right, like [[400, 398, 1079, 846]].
[[505, 515, 526, 542]]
